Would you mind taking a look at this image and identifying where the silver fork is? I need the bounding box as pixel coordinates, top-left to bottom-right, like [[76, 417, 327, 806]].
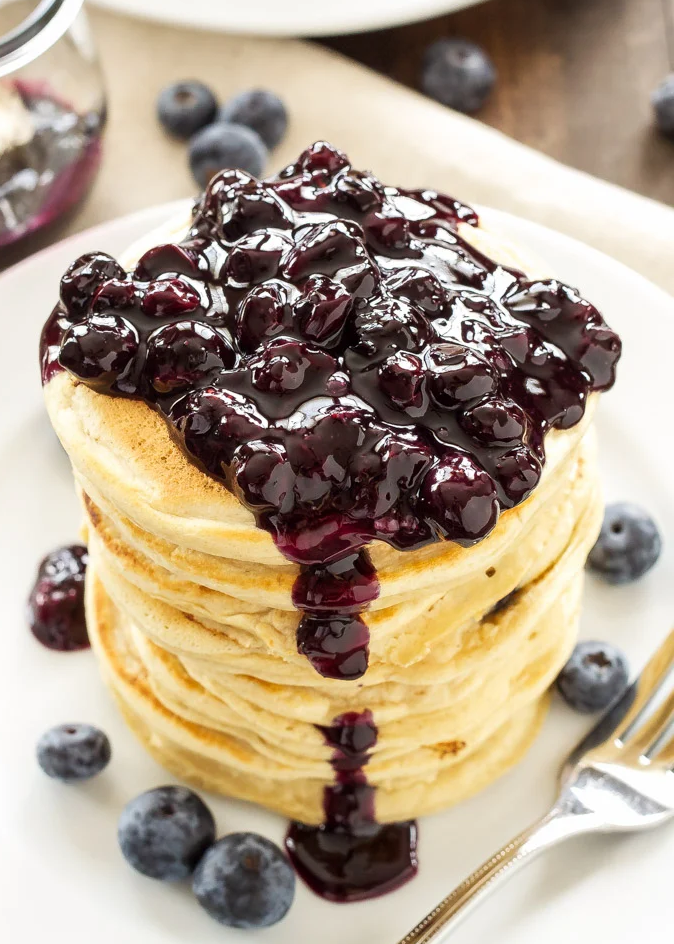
[[397, 628, 674, 944]]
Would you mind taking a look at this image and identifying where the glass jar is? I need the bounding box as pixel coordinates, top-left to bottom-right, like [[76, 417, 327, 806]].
[[0, 0, 106, 249]]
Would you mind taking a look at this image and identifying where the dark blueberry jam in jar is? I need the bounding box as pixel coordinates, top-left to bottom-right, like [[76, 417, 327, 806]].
[[0, 1, 106, 248], [41, 141, 621, 900]]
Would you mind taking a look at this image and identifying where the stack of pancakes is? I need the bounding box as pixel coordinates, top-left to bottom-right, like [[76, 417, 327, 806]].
[[43, 212, 603, 825]]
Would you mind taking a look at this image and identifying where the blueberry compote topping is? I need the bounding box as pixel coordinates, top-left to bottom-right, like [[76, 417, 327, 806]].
[[40, 143, 620, 901], [27, 545, 89, 651], [286, 711, 418, 902]]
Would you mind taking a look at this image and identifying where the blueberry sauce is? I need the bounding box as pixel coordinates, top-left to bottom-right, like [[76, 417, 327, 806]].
[[0, 81, 103, 247], [292, 549, 378, 680], [40, 142, 620, 900], [27, 545, 89, 651], [296, 612, 370, 681], [286, 711, 418, 902]]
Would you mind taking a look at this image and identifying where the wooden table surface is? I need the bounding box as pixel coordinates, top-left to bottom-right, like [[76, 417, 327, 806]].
[[323, 0, 674, 208]]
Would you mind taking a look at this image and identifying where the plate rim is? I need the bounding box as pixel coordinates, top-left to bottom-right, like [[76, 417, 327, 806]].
[[88, 0, 488, 38]]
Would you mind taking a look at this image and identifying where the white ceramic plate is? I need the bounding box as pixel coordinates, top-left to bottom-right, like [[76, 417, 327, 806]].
[[89, 0, 488, 38], [1, 202, 673, 944]]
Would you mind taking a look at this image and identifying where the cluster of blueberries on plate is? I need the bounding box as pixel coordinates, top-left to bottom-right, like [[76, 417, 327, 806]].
[[31, 498, 662, 927], [36, 724, 295, 928]]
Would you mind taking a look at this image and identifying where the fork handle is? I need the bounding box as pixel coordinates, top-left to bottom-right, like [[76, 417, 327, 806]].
[[396, 805, 596, 944]]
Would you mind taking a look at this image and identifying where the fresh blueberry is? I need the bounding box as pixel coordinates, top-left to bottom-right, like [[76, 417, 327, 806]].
[[192, 832, 295, 928], [219, 89, 288, 149], [189, 123, 267, 188], [118, 786, 216, 881], [556, 641, 629, 713], [421, 38, 496, 114], [157, 81, 218, 139], [652, 74, 674, 138], [36, 723, 111, 782], [587, 502, 662, 585]]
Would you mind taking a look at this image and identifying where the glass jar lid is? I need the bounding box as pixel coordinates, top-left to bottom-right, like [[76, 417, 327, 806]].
[[0, 0, 85, 78]]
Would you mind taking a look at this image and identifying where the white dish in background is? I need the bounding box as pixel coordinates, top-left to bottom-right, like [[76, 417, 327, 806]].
[[1, 202, 673, 944], [89, 0, 488, 38]]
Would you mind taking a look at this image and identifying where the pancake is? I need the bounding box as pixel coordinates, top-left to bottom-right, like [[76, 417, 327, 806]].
[[40, 143, 620, 849]]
